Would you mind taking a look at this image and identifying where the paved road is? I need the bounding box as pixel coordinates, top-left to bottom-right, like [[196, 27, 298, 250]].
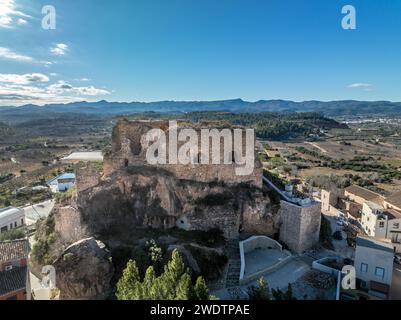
[[24, 199, 55, 225], [391, 265, 401, 300]]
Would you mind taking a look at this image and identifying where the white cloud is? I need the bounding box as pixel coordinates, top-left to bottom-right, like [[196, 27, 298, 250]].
[[17, 18, 27, 25], [0, 72, 110, 106], [74, 86, 110, 96], [0, 47, 53, 66], [50, 43, 69, 56], [0, 0, 30, 28], [0, 47, 33, 62], [0, 73, 50, 85], [48, 80, 110, 96], [0, 83, 82, 105], [348, 83, 373, 91], [0, 16, 12, 27]]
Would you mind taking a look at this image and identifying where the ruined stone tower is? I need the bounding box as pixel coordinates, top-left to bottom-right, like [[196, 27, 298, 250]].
[[69, 119, 275, 240], [279, 200, 322, 253]]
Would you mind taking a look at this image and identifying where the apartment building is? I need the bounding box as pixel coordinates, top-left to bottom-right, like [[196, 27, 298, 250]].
[[354, 236, 394, 299], [361, 201, 401, 253]]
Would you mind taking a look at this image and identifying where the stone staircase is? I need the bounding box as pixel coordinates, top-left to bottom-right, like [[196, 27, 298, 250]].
[[225, 240, 241, 288]]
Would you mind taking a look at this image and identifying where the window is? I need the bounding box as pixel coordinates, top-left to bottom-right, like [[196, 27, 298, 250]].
[[379, 221, 385, 228], [14, 222, 17, 228], [0, 226, 7, 233], [375, 267, 385, 278], [10, 223, 13, 229], [360, 263, 368, 273], [21, 218, 24, 225], [394, 223, 400, 229]]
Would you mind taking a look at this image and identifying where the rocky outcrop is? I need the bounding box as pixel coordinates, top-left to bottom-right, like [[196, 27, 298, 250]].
[[74, 167, 274, 240], [53, 237, 114, 300], [38, 120, 279, 299]]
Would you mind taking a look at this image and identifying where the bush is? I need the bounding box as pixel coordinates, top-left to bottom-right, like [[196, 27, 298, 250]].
[[185, 245, 228, 281], [55, 187, 76, 204], [0, 228, 25, 241], [248, 277, 271, 300]]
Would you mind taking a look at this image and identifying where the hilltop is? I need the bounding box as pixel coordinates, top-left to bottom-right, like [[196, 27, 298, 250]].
[[1, 99, 401, 124]]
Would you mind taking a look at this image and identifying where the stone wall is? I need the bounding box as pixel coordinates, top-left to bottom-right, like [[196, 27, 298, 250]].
[[279, 200, 321, 253], [321, 190, 338, 212], [75, 163, 102, 194], [103, 119, 262, 188], [54, 205, 89, 245], [242, 235, 282, 254]]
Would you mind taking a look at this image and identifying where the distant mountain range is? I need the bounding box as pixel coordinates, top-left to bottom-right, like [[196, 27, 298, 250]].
[[1, 99, 401, 123]]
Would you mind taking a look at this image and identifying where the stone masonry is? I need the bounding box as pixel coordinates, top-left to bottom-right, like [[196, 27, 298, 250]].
[[279, 200, 321, 253]]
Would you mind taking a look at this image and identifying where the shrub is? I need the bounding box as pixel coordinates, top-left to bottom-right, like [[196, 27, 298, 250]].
[[0, 228, 25, 241], [248, 277, 271, 300]]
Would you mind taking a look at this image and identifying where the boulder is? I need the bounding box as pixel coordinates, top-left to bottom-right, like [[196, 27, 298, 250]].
[[54, 237, 114, 300]]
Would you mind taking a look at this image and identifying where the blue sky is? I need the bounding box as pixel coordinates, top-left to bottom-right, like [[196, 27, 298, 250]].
[[0, 0, 400, 106]]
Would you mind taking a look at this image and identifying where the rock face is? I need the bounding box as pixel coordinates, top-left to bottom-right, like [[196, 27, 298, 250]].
[[76, 165, 272, 240], [73, 120, 275, 240], [53, 237, 114, 300], [42, 120, 278, 299]]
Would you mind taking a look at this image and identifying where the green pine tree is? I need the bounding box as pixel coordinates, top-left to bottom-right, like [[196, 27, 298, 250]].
[[175, 273, 193, 300], [284, 283, 296, 300], [161, 249, 186, 299], [142, 266, 156, 299], [248, 277, 271, 300], [194, 276, 209, 300], [116, 249, 215, 300], [116, 259, 141, 300]]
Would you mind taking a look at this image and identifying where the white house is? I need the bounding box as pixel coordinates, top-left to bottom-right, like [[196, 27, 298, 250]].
[[47, 172, 76, 193], [361, 201, 401, 253], [0, 207, 25, 234], [355, 236, 394, 299], [361, 201, 385, 237]]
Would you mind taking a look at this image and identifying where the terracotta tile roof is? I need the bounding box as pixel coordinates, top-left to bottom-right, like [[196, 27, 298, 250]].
[[385, 191, 401, 209], [0, 239, 29, 263], [0, 266, 27, 296], [345, 185, 383, 202]]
